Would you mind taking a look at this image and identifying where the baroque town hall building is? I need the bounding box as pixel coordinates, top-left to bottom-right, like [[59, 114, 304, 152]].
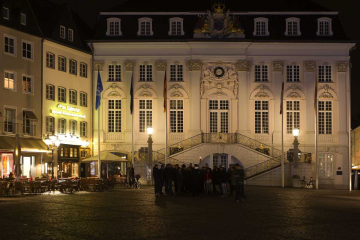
[[91, 0, 355, 188]]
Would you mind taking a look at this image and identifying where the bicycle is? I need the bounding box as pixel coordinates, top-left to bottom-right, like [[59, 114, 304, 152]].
[[300, 176, 315, 189], [124, 177, 141, 189]]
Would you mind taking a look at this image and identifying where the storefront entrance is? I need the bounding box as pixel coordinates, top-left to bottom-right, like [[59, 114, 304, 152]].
[[1, 153, 14, 178]]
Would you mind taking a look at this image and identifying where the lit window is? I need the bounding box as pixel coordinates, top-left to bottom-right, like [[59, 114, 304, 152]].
[[170, 100, 184, 133], [4, 36, 15, 55], [4, 71, 15, 90], [255, 101, 269, 134], [58, 56, 66, 72], [69, 59, 77, 75], [139, 64, 152, 81], [254, 18, 269, 36], [80, 92, 87, 107], [138, 18, 153, 36], [46, 116, 55, 134], [318, 65, 332, 82], [108, 100, 121, 133], [285, 18, 301, 36], [58, 119, 66, 134], [68, 29, 74, 42], [60, 26, 66, 39], [46, 84, 55, 100], [58, 87, 66, 103], [69, 89, 77, 105], [287, 65, 300, 82], [139, 100, 152, 132], [46, 52, 55, 69], [286, 101, 300, 134], [318, 101, 332, 135], [20, 13, 26, 25], [209, 100, 229, 133], [3, 7, 9, 20], [70, 120, 77, 135], [80, 122, 87, 137], [169, 18, 184, 36], [170, 64, 183, 81], [317, 18, 333, 36], [22, 41, 33, 60], [22, 75, 32, 93], [80, 63, 87, 78], [255, 65, 268, 82], [319, 154, 334, 178], [107, 18, 122, 36], [108, 64, 121, 81]]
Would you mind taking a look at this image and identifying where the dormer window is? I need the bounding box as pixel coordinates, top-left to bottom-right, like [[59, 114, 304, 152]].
[[60, 26, 66, 39], [285, 18, 301, 36], [138, 18, 153, 36], [21, 13, 26, 25], [68, 29, 74, 42], [106, 18, 122, 36], [2, 7, 9, 20], [254, 18, 269, 36], [317, 18, 333, 36], [169, 18, 184, 36]]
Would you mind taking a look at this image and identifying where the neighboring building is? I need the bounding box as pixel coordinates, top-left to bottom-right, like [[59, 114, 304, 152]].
[[0, 0, 46, 178], [90, 0, 355, 188], [351, 126, 360, 169], [30, 0, 92, 178]]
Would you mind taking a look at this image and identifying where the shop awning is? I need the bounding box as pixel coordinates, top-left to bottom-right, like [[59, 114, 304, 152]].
[[24, 111, 38, 121], [82, 151, 128, 162], [0, 136, 48, 152]]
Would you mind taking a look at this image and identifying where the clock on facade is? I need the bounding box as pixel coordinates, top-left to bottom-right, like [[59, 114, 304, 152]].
[[213, 67, 225, 78]]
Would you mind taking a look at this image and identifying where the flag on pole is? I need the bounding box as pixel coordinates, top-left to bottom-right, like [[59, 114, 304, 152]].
[[130, 72, 134, 115], [163, 71, 167, 113], [95, 69, 103, 110], [279, 77, 284, 114]]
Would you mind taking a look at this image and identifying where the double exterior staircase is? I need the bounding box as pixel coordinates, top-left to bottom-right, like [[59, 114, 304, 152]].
[[135, 132, 292, 180]]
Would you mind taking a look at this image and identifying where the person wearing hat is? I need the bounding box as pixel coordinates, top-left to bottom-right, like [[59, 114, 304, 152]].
[[153, 164, 160, 196]]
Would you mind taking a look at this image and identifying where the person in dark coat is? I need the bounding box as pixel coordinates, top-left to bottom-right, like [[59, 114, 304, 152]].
[[159, 164, 165, 194], [181, 164, 187, 193], [212, 166, 221, 194], [153, 164, 160, 196], [190, 164, 202, 196], [219, 166, 228, 197], [232, 164, 246, 202], [164, 164, 174, 195], [176, 167, 183, 194]]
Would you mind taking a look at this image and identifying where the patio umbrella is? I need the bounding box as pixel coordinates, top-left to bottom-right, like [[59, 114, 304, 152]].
[[14, 134, 22, 178], [82, 152, 128, 177]]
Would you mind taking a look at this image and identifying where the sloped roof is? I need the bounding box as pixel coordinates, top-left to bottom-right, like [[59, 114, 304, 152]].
[[107, 0, 330, 12]]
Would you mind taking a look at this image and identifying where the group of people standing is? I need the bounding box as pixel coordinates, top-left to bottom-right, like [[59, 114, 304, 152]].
[[152, 162, 246, 202]]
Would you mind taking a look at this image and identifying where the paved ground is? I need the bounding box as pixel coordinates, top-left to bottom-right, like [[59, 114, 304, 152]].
[[1, 186, 360, 240]]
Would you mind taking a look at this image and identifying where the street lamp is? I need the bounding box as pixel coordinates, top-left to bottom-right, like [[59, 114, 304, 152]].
[[292, 128, 300, 169], [44, 134, 60, 179], [147, 127, 153, 184]]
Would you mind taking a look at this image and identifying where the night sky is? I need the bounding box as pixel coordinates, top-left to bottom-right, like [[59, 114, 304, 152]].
[[52, 0, 360, 127]]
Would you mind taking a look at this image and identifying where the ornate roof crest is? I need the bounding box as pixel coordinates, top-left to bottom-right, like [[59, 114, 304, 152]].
[[194, 2, 244, 38]]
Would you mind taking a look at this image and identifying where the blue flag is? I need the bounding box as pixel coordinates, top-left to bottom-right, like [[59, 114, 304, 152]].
[[130, 72, 134, 115], [95, 69, 103, 110]]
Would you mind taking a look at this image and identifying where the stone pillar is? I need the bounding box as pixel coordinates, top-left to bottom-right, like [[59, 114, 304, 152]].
[[124, 60, 135, 143], [336, 62, 348, 135], [236, 60, 251, 134], [304, 61, 316, 145], [187, 60, 203, 137], [93, 60, 105, 156], [272, 61, 284, 146]]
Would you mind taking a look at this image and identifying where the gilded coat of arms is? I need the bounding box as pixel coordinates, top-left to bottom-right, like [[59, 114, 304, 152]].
[[194, 2, 244, 38]]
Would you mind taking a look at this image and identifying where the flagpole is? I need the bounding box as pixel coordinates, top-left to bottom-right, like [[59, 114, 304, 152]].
[[315, 83, 318, 190], [164, 71, 168, 165], [281, 68, 285, 188], [98, 95, 101, 178], [132, 108, 135, 166], [130, 71, 135, 167]]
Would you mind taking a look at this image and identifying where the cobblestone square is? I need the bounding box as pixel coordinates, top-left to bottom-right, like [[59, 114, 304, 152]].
[[1, 186, 360, 240]]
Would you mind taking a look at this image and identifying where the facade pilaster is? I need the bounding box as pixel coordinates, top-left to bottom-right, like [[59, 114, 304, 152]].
[[155, 60, 167, 143], [187, 60, 203, 137], [272, 61, 284, 146], [236, 60, 251, 134], [304, 61, 316, 145]]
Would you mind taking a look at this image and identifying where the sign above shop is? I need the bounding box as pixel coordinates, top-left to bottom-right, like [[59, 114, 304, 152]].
[[50, 104, 85, 118]]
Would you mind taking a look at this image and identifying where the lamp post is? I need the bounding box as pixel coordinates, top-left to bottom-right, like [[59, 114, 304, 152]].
[[44, 134, 60, 179], [292, 128, 300, 169], [147, 127, 153, 184]]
